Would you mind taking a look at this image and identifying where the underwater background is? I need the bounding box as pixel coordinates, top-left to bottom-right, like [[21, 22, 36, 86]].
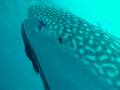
[[0, 0, 120, 90]]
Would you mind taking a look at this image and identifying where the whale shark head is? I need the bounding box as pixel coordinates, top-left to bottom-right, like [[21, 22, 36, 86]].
[[23, 5, 120, 89]]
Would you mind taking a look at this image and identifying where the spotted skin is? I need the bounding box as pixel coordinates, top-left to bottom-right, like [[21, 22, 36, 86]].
[[28, 5, 120, 89]]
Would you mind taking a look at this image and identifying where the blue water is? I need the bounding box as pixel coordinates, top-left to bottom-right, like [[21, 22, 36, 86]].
[[0, 0, 120, 90]]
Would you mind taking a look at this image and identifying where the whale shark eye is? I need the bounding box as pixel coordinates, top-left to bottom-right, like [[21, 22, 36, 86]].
[[58, 37, 62, 43], [37, 21, 45, 31]]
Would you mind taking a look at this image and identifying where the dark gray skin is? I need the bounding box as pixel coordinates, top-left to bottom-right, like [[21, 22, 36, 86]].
[[22, 5, 120, 90]]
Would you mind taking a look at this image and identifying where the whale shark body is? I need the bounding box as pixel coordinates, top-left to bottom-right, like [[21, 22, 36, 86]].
[[22, 5, 120, 90]]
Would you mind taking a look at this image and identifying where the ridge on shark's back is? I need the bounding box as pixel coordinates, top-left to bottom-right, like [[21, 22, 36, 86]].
[[24, 5, 120, 89]]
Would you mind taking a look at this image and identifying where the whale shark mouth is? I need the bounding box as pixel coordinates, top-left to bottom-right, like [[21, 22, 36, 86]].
[[21, 19, 50, 90]]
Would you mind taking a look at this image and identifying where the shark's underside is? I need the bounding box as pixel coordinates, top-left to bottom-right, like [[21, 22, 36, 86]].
[[22, 5, 120, 90]]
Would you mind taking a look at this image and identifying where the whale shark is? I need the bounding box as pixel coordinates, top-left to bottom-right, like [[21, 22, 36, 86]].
[[22, 5, 120, 90]]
